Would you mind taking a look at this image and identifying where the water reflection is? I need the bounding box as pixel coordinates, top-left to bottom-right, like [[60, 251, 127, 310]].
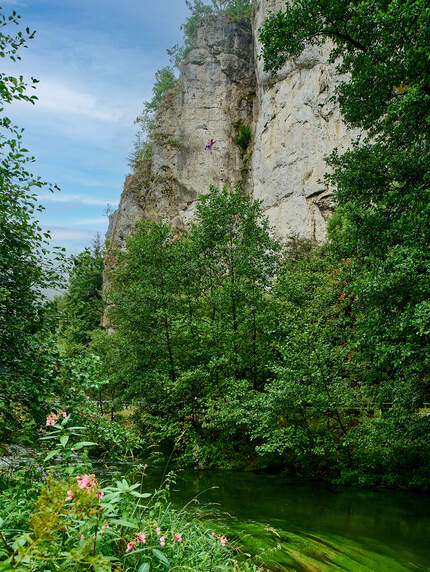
[[96, 464, 430, 571]]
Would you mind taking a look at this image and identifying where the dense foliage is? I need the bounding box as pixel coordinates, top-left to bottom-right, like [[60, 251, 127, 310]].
[[0, 7, 64, 439], [0, 416, 258, 571], [258, 0, 430, 485], [99, 187, 281, 467], [58, 236, 105, 355], [98, 179, 430, 487]]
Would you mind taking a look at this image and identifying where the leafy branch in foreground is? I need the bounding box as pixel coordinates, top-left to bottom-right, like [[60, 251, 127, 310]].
[[0, 6, 65, 439]]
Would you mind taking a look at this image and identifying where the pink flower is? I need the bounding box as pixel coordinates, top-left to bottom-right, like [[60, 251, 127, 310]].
[[76, 474, 99, 495], [160, 536, 166, 546], [77, 474, 89, 489], [155, 527, 161, 535], [45, 412, 58, 426], [100, 522, 109, 535], [176, 533, 182, 542], [126, 542, 135, 552], [211, 532, 216, 537], [220, 536, 227, 547], [97, 491, 104, 499], [61, 411, 67, 418], [136, 532, 146, 544], [65, 490, 74, 502]]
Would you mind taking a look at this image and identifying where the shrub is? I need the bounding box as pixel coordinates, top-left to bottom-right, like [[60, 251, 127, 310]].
[[235, 124, 251, 151], [0, 412, 260, 571]]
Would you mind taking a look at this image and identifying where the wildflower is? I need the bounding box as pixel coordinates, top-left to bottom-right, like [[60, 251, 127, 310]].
[[155, 526, 161, 535], [76, 473, 99, 495], [160, 536, 166, 546], [126, 542, 135, 552], [211, 532, 216, 537], [176, 533, 182, 542], [136, 532, 146, 544], [59, 410, 67, 418], [77, 474, 90, 489], [97, 490, 104, 499], [220, 536, 227, 547], [45, 412, 58, 426], [65, 490, 74, 502], [80, 535, 86, 541], [100, 522, 109, 535]]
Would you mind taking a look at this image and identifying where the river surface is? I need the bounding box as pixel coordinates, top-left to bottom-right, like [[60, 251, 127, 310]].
[[99, 465, 430, 571]]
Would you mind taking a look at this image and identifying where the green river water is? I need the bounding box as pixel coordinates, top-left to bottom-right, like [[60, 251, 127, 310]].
[[102, 466, 430, 571]]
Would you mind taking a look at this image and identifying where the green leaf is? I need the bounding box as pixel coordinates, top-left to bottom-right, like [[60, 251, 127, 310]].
[[44, 449, 58, 462], [60, 435, 69, 447], [72, 441, 97, 450], [152, 548, 169, 567], [40, 433, 61, 440], [137, 564, 150, 572], [110, 519, 138, 529]]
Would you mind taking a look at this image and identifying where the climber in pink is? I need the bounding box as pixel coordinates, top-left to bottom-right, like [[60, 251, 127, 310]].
[[205, 138, 216, 152]]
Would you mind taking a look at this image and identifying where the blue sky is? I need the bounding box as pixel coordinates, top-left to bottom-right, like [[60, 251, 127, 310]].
[[3, 0, 189, 253]]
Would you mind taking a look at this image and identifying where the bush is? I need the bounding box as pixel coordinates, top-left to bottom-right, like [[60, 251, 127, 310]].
[[0, 413, 259, 571], [235, 124, 251, 151]]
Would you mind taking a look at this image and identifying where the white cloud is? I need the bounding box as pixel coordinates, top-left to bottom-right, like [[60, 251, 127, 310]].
[[31, 81, 125, 122], [38, 192, 118, 207]]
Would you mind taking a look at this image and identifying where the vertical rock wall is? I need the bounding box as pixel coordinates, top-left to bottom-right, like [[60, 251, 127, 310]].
[[251, 0, 355, 242]]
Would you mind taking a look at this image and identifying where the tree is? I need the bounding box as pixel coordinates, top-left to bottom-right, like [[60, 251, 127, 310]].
[[0, 7, 63, 438], [188, 186, 280, 390], [99, 187, 281, 467], [59, 236, 105, 355], [258, 0, 430, 486]]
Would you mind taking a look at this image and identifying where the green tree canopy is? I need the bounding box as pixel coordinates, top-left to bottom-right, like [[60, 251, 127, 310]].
[[0, 7, 64, 438], [59, 235, 105, 356], [257, 0, 430, 485]]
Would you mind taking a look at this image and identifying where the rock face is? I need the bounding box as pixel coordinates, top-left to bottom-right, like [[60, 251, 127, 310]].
[[252, 0, 355, 242], [106, 0, 357, 263], [107, 14, 255, 252]]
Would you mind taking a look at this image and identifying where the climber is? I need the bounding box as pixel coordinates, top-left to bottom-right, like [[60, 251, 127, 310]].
[[205, 138, 216, 152]]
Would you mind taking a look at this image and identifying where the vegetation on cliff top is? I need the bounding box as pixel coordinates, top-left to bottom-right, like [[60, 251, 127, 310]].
[[130, 0, 253, 169]]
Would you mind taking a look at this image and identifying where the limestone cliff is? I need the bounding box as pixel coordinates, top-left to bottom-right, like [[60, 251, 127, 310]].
[[252, 0, 356, 242], [106, 0, 356, 262], [106, 14, 255, 253]]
